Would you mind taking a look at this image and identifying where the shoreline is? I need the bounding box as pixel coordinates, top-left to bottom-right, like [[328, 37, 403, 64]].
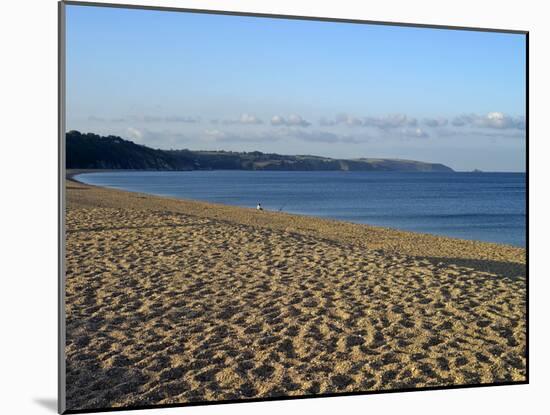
[[67, 169, 526, 254]]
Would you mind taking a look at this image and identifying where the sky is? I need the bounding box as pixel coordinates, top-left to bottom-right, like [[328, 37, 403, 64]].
[[65, 5, 527, 172]]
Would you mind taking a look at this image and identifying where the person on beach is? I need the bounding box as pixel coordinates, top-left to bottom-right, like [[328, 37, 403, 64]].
[[256, 203, 263, 211]]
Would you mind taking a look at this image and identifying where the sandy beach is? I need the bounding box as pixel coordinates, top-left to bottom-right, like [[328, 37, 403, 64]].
[[64, 173, 526, 411]]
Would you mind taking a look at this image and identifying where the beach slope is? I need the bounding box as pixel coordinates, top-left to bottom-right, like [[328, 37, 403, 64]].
[[64, 177, 526, 411]]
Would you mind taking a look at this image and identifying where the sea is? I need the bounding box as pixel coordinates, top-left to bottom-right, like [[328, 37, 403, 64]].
[[76, 171, 526, 247]]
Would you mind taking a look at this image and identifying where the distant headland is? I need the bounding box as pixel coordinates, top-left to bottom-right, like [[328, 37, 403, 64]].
[[66, 131, 454, 172]]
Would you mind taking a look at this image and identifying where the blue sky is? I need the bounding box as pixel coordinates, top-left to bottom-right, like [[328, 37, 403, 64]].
[[66, 5, 526, 171]]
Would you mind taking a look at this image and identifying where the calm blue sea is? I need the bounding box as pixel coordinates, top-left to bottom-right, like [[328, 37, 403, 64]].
[[76, 171, 526, 247]]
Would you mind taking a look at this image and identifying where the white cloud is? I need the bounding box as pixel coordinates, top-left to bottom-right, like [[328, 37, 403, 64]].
[[452, 112, 525, 129], [335, 113, 364, 126], [271, 114, 311, 127], [422, 117, 448, 127], [134, 115, 200, 123], [318, 112, 525, 133], [240, 113, 263, 124], [405, 127, 429, 138], [319, 113, 417, 129], [164, 115, 200, 123], [270, 115, 285, 126], [363, 114, 418, 129], [126, 127, 143, 140], [219, 113, 263, 125]]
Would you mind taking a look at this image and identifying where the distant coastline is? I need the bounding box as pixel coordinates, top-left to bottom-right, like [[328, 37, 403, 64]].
[[66, 131, 454, 173]]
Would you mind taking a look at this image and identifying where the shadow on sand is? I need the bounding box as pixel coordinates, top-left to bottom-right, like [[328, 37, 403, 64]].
[[415, 256, 526, 280]]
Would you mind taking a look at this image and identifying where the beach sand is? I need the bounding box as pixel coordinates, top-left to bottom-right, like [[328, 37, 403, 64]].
[[64, 174, 527, 411]]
